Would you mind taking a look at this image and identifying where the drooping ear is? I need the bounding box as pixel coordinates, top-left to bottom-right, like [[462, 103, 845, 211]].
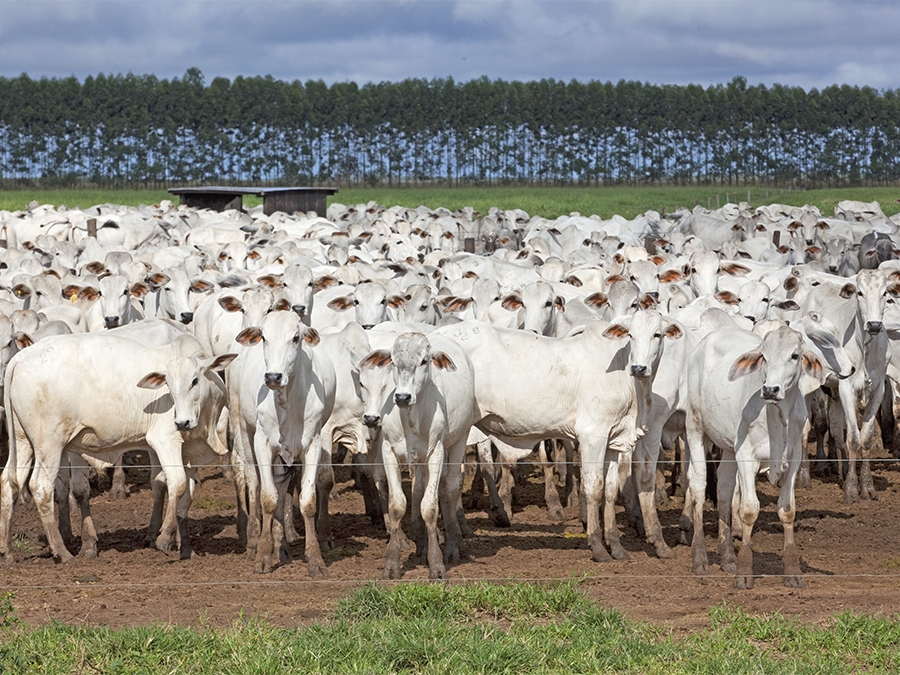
[[802, 351, 824, 383], [715, 290, 739, 306], [84, 261, 106, 275], [650, 255, 667, 266], [501, 293, 524, 311], [218, 296, 243, 313], [664, 323, 683, 339], [387, 295, 406, 309], [190, 279, 214, 293], [12, 284, 31, 298], [462, 270, 479, 279], [431, 351, 457, 371], [258, 274, 282, 289], [444, 297, 474, 312], [313, 275, 340, 291], [138, 372, 167, 389], [839, 283, 857, 299], [602, 324, 630, 339], [273, 298, 291, 311], [131, 282, 150, 299], [719, 262, 751, 276], [605, 274, 627, 285], [816, 220, 830, 230], [889, 270, 900, 282], [13, 332, 34, 349], [301, 327, 320, 346], [783, 276, 799, 292], [887, 282, 900, 298], [147, 273, 170, 288], [639, 293, 659, 309], [563, 275, 583, 287], [360, 349, 392, 369], [774, 300, 800, 311], [327, 295, 355, 311], [554, 296, 565, 312], [658, 269, 684, 283], [207, 353, 238, 372], [62, 283, 81, 299], [728, 351, 765, 381], [585, 292, 608, 308], [235, 326, 263, 346]]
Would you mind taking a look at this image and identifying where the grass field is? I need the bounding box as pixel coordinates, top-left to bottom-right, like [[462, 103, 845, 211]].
[[2, 582, 899, 674], [2, 186, 899, 220]]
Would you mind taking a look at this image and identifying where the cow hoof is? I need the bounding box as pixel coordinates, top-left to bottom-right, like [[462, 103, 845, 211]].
[[844, 489, 860, 505], [720, 561, 737, 574], [609, 542, 630, 561], [491, 508, 511, 528], [308, 559, 327, 579], [784, 575, 805, 588], [692, 562, 709, 576], [319, 537, 335, 553], [734, 574, 755, 590], [588, 533, 612, 562], [443, 542, 460, 566], [654, 542, 676, 560], [429, 564, 447, 580], [54, 550, 76, 564], [547, 506, 566, 522], [382, 560, 402, 580], [180, 546, 194, 561], [78, 547, 98, 560], [154, 535, 173, 555]]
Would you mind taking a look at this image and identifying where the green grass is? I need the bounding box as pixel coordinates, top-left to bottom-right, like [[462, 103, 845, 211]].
[[2, 185, 900, 220], [3, 582, 900, 674]]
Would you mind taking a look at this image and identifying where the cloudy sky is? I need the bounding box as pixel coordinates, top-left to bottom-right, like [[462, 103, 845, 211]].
[[1, 0, 897, 90]]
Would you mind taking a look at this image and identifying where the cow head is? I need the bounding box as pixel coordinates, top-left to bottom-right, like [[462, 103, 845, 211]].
[[235, 311, 319, 390], [390, 332, 455, 407], [728, 326, 823, 403]]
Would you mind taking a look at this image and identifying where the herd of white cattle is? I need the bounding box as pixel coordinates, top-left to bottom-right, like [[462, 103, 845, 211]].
[[0, 196, 898, 589]]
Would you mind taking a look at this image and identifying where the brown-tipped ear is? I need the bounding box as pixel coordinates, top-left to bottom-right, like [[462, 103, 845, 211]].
[[839, 283, 857, 299], [246, 250, 261, 261], [84, 261, 106, 275], [61, 284, 81, 300], [719, 262, 751, 276], [258, 274, 282, 289], [190, 279, 214, 293], [605, 274, 627, 285], [12, 283, 31, 298], [78, 286, 100, 302], [613, 253, 625, 265], [805, 245, 821, 255], [360, 349, 392, 369], [137, 372, 167, 389], [302, 327, 320, 346], [42, 268, 60, 279], [889, 270, 900, 282], [235, 326, 263, 346], [787, 220, 802, 230], [147, 273, 170, 288], [658, 269, 685, 284], [774, 300, 801, 311], [273, 298, 291, 311], [554, 296, 565, 311], [327, 295, 355, 311], [650, 255, 667, 266], [802, 352, 824, 383], [563, 275, 583, 287], [664, 323, 683, 339], [218, 296, 243, 313], [816, 221, 830, 230], [715, 290, 739, 306], [130, 282, 150, 299], [387, 295, 406, 309], [888, 282, 900, 298], [639, 293, 659, 310], [13, 332, 34, 349], [728, 351, 764, 381], [602, 324, 630, 339], [445, 297, 474, 313], [501, 293, 523, 311], [207, 353, 238, 372], [462, 270, 479, 279], [783, 276, 799, 292], [585, 292, 608, 308], [431, 351, 457, 371], [313, 275, 340, 291]]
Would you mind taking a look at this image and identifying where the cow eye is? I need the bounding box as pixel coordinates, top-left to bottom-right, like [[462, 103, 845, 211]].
[[421, 358, 428, 366], [544, 300, 553, 307], [762, 298, 770, 303], [420, 305, 427, 311], [858, 291, 864, 297], [631, 303, 638, 309], [292, 334, 300, 343], [791, 353, 799, 360], [191, 377, 199, 387], [654, 332, 662, 339], [354, 298, 359, 305]]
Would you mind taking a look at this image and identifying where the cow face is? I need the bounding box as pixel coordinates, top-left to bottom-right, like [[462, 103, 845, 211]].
[[280, 264, 314, 323], [518, 281, 565, 336], [219, 287, 276, 333], [845, 269, 900, 335], [358, 349, 394, 427], [235, 311, 319, 390], [605, 310, 683, 379], [389, 332, 456, 407], [728, 326, 823, 403]]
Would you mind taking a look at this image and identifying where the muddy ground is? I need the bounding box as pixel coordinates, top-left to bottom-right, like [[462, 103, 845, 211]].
[[3, 449, 900, 635]]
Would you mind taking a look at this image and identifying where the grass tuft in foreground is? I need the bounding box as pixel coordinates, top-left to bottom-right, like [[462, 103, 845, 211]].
[[2, 583, 900, 673]]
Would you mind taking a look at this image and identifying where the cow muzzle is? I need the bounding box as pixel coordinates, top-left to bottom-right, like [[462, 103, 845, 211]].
[[265, 372, 284, 388], [630, 364, 649, 378], [761, 385, 781, 401], [292, 305, 306, 317], [104, 316, 121, 329], [394, 392, 412, 407], [174, 419, 193, 431], [180, 311, 194, 325], [363, 414, 381, 428], [866, 321, 883, 335]]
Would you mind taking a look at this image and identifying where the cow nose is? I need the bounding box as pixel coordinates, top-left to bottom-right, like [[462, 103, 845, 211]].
[[174, 420, 191, 431], [265, 372, 283, 387], [180, 311, 193, 324], [866, 321, 883, 334], [630, 364, 648, 378], [363, 414, 381, 428], [394, 392, 412, 406], [828, 266, 838, 273], [806, 239, 814, 246], [292, 305, 306, 316], [104, 316, 120, 329], [745, 315, 757, 323], [362, 324, 375, 330], [761, 385, 780, 400]]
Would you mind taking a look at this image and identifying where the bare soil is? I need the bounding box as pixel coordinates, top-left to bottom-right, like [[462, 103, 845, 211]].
[[4, 451, 900, 635]]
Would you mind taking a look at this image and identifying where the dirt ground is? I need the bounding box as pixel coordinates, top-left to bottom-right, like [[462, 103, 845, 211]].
[[3, 450, 900, 635]]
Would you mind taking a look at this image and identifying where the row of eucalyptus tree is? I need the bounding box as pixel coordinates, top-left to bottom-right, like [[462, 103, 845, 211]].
[[1, 69, 899, 188]]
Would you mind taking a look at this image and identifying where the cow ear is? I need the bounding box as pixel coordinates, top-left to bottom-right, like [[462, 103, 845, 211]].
[[501, 293, 523, 311], [360, 349, 392, 369], [445, 297, 473, 312], [639, 293, 659, 309], [431, 351, 457, 371], [774, 300, 800, 311], [839, 283, 857, 299], [719, 263, 750, 276], [783, 276, 799, 292], [131, 282, 150, 299], [554, 296, 565, 312], [817, 221, 830, 230], [802, 352, 825, 383], [563, 275, 583, 287], [715, 290, 739, 306], [301, 327, 320, 346], [13, 332, 34, 349], [888, 270, 900, 282], [218, 296, 243, 313], [605, 274, 627, 285], [602, 324, 630, 339], [235, 326, 263, 346], [77, 286, 99, 302], [887, 282, 900, 298], [387, 295, 406, 309], [327, 296, 354, 311], [12, 284, 31, 298], [190, 279, 214, 293], [207, 353, 238, 372], [62, 284, 81, 299], [258, 274, 282, 289], [658, 269, 684, 283], [273, 298, 291, 311], [728, 351, 764, 381], [650, 255, 667, 266], [664, 323, 683, 339], [138, 372, 167, 389], [585, 292, 608, 308], [313, 275, 340, 291], [84, 261, 106, 275], [147, 273, 170, 288]]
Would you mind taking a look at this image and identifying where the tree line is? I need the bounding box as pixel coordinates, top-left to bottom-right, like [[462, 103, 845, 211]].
[[1, 68, 899, 189]]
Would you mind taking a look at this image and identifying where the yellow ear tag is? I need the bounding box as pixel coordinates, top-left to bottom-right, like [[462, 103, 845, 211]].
[[70, 293, 79, 303]]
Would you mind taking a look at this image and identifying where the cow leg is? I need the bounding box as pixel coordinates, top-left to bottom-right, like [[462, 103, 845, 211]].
[[298, 436, 327, 578], [421, 442, 446, 580], [634, 426, 674, 559], [797, 418, 812, 490], [621, 472, 643, 537], [563, 439, 580, 509], [281, 464, 301, 546], [498, 461, 515, 522], [381, 447, 407, 580], [231, 446, 250, 550], [715, 450, 738, 574], [233, 425, 261, 555], [147, 436, 187, 557], [733, 452, 760, 590], [70, 462, 99, 559], [352, 452, 383, 526], [603, 446, 629, 561], [146, 461, 166, 546], [474, 438, 509, 527], [891, 379, 900, 458], [683, 415, 710, 575], [109, 455, 127, 500], [858, 378, 885, 501], [540, 440, 565, 521], [316, 453, 335, 553], [441, 439, 467, 565], [175, 468, 198, 560], [252, 434, 281, 574], [30, 448, 75, 563], [837, 381, 862, 503], [54, 459, 75, 547], [779, 427, 805, 588], [410, 461, 427, 558], [580, 434, 612, 563]]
